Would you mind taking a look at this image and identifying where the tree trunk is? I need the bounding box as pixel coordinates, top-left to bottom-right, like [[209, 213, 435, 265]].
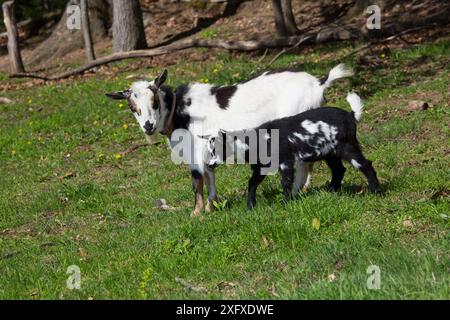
[[112, 0, 147, 53], [2, 1, 25, 73], [80, 0, 96, 62], [26, 0, 109, 68], [271, 0, 288, 37], [281, 0, 299, 35]]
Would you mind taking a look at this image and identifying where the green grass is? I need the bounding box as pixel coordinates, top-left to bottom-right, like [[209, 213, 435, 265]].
[[0, 39, 449, 299]]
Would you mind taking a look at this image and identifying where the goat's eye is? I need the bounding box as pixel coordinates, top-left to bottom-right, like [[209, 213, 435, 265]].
[[133, 93, 138, 98]]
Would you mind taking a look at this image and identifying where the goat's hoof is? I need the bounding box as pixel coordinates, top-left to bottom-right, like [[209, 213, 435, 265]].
[[190, 209, 202, 218], [327, 184, 340, 192], [205, 201, 214, 213], [369, 186, 382, 194]]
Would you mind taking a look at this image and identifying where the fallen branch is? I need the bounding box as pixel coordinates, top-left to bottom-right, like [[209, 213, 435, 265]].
[[121, 142, 149, 156], [10, 35, 319, 81], [8, 72, 50, 80], [343, 25, 434, 58], [268, 35, 312, 65]]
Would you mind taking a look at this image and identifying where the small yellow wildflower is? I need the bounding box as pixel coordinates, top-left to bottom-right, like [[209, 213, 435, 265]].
[[28, 98, 32, 104], [122, 123, 128, 129], [213, 68, 219, 74], [114, 153, 122, 160], [27, 141, 32, 145], [118, 103, 124, 108], [11, 149, 16, 156], [312, 218, 321, 230], [380, 53, 386, 58]]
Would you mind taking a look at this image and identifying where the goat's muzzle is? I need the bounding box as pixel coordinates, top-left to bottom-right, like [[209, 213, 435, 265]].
[[143, 121, 155, 135]]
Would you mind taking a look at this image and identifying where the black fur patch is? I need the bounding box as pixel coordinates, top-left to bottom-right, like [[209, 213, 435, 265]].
[[191, 169, 203, 179], [171, 84, 191, 130], [210, 85, 237, 109], [319, 75, 328, 85]]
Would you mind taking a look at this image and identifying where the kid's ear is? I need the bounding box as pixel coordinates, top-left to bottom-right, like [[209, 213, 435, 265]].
[[105, 91, 129, 100], [154, 69, 168, 88]]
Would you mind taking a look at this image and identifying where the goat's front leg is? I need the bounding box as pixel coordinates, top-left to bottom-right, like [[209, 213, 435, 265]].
[[247, 165, 266, 209], [190, 170, 204, 217], [293, 161, 314, 195], [280, 161, 295, 203], [204, 168, 218, 213]]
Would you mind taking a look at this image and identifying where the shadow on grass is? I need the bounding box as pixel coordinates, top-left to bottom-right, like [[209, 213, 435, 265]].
[[218, 180, 389, 211]]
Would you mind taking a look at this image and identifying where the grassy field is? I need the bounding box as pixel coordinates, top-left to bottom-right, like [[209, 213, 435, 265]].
[[0, 40, 449, 299]]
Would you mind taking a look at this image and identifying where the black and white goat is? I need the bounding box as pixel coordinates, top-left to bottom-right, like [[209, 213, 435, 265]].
[[106, 65, 353, 216], [206, 93, 381, 209]]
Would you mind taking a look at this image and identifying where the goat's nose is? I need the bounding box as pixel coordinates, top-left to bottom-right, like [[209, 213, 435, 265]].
[[143, 121, 154, 134]]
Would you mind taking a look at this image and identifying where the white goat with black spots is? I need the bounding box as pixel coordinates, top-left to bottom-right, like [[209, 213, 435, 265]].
[[106, 64, 353, 216]]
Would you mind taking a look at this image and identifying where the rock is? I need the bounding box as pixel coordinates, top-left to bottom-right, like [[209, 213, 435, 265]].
[[154, 198, 174, 211], [403, 219, 413, 227], [0, 97, 13, 104], [407, 100, 429, 112]]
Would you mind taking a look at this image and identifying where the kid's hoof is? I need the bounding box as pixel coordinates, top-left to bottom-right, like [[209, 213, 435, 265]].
[[205, 201, 214, 213], [369, 186, 382, 194], [327, 183, 340, 192], [190, 209, 202, 218]]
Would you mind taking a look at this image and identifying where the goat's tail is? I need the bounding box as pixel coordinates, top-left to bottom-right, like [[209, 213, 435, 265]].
[[346, 92, 364, 122], [321, 64, 353, 89]]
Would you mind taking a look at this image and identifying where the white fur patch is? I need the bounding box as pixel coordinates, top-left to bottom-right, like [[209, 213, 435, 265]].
[[346, 92, 364, 122], [292, 132, 308, 141], [351, 159, 362, 169], [301, 120, 320, 134]]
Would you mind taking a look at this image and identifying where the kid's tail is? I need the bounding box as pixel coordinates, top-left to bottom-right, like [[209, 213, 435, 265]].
[[346, 92, 364, 122], [321, 64, 354, 89]]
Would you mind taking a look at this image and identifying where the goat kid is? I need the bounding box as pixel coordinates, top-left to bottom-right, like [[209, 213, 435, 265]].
[[106, 65, 353, 216], [206, 93, 381, 209]]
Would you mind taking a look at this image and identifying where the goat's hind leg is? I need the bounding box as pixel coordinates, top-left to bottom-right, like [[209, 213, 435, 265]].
[[280, 161, 295, 203], [293, 161, 313, 195], [342, 144, 381, 193], [325, 156, 346, 191]]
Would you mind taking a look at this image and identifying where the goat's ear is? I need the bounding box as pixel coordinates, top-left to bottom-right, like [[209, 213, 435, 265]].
[[219, 129, 227, 135], [154, 69, 168, 88], [105, 91, 128, 100]]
